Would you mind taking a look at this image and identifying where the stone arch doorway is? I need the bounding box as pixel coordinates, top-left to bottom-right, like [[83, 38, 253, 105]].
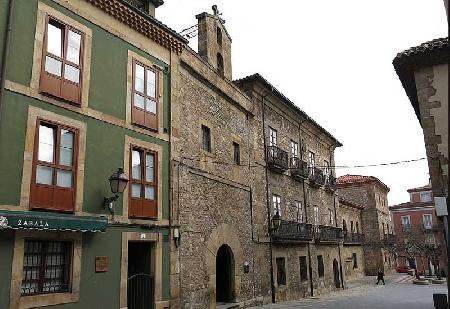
[[216, 244, 235, 303], [333, 258, 341, 288]]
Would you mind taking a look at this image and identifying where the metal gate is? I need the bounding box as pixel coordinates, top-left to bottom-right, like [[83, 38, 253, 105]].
[[127, 274, 155, 309]]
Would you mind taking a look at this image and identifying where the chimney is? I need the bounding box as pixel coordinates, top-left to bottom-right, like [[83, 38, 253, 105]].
[[128, 0, 164, 17], [196, 5, 233, 80]]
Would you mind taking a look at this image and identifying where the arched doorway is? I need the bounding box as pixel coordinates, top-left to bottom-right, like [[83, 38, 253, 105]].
[[216, 244, 235, 303], [333, 259, 341, 288]]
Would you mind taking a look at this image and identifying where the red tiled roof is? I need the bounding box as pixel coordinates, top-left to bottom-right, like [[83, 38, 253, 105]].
[[336, 174, 390, 192], [406, 183, 431, 193]]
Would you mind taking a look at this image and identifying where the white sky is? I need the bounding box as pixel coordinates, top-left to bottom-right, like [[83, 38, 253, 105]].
[[157, 1, 448, 205]]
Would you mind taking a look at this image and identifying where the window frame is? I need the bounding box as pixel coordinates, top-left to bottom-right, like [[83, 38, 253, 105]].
[[272, 194, 282, 216], [30, 118, 78, 212], [131, 59, 160, 131], [308, 151, 315, 174], [295, 200, 304, 223], [299, 256, 308, 282], [420, 191, 432, 202], [401, 215, 411, 227], [21, 239, 73, 296], [269, 127, 277, 147], [290, 140, 298, 158], [201, 125, 212, 152], [352, 253, 358, 269], [275, 257, 286, 286], [129, 145, 158, 219], [422, 214, 433, 228], [233, 142, 240, 165], [40, 15, 85, 105]]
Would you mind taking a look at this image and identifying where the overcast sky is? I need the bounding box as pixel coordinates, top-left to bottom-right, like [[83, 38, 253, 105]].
[[157, 1, 448, 205]]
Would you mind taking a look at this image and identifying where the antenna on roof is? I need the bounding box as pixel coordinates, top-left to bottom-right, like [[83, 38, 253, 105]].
[[180, 24, 198, 40]]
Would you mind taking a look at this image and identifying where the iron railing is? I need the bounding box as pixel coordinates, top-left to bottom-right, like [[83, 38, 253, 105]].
[[127, 273, 154, 309], [290, 157, 308, 181], [325, 175, 337, 192], [308, 167, 325, 187], [272, 221, 313, 243], [266, 146, 289, 173], [315, 225, 343, 242], [343, 233, 365, 244]]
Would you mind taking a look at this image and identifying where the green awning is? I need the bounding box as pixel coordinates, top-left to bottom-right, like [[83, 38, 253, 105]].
[[0, 210, 108, 232]]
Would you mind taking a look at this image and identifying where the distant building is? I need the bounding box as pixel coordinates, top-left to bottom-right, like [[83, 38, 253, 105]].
[[390, 183, 447, 275], [337, 175, 396, 275]]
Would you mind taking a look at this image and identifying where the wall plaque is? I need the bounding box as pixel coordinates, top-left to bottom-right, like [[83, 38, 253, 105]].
[[95, 256, 109, 272]]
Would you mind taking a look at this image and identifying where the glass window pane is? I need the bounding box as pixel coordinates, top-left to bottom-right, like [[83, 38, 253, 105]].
[[134, 94, 145, 109], [146, 69, 156, 97], [64, 64, 80, 83], [145, 153, 154, 182], [135, 64, 144, 92], [47, 23, 62, 57], [144, 185, 155, 200], [45, 56, 62, 76], [38, 125, 55, 162], [145, 98, 157, 114], [131, 183, 141, 198], [131, 150, 142, 180], [36, 165, 54, 185], [66, 30, 81, 64], [59, 130, 73, 166], [56, 170, 72, 188]]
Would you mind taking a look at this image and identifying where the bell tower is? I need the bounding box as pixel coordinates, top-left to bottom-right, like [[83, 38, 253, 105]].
[[196, 5, 232, 80]]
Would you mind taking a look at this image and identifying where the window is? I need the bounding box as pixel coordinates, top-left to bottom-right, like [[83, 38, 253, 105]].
[[317, 255, 324, 277], [425, 234, 435, 244], [276, 257, 286, 286], [30, 121, 77, 212], [291, 140, 298, 158], [342, 219, 347, 231], [216, 27, 222, 46], [132, 60, 159, 131], [350, 221, 354, 233], [313, 206, 319, 225], [356, 222, 359, 234], [201, 125, 211, 152], [308, 151, 315, 174], [40, 16, 83, 104], [272, 195, 281, 216], [130, 147, 157, 218], [329, 209, 334, 225], [423, 214, 433, 228], [324, 160, 330, 180], [420, 192, 432, 202], [21, 240, 72, 296], [352, 253, 358, 269], [299, 256, 308, 282], [217, 53, 224, 76], [401, 216, 411, 228], [295, 201, 304, 223], [233, 142, 240, 165], [269, 127, 277, 147]]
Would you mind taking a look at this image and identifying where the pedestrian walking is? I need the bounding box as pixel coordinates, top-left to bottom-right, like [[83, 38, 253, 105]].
[[376, 268, 385, 285]]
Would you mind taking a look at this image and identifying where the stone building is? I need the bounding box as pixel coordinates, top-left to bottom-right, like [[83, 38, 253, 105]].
[[390, 183, 447, 275], [337, 175, 395, 276], [338, 197, 365, 281], [392, 37, 448, 225]]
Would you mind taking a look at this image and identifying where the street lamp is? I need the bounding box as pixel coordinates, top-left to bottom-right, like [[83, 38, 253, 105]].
[[103, 168, 129, 213]]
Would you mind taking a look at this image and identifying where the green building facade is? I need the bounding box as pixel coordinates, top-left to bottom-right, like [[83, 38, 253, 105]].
[[0, 0, 186, 308]]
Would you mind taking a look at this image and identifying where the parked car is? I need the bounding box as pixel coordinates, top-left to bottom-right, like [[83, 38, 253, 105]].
[[396, 266, 411, 273]]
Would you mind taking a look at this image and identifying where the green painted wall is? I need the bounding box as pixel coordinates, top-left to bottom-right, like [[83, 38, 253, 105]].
[[0, 230, 14, 309]]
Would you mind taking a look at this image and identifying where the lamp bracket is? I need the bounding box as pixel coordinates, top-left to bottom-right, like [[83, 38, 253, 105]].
[[103, 194, 119, 214]]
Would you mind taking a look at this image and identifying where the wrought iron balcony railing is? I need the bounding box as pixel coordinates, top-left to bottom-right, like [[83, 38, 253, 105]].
[[290, 157, 308, 181], [343, 233, 365, 245], [325, 175, 337, 192], [308, 167, 325, 187], [266, 146, 289, 173], [315, 225, 343, 243], [272, 221, 313, 243]]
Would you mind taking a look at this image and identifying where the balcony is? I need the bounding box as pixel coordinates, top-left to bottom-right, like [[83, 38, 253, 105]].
[[325, 175, 337, 193], [315, 225, 343, 243], [308, 167, 325, 187], [290, 157, 308, 181], [266, 146, 289, 173], [272, 221, 313, 244], [343, 233, 365, 245]]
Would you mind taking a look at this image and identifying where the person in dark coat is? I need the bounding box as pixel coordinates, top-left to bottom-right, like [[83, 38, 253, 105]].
[[376, 268, 385, 285]]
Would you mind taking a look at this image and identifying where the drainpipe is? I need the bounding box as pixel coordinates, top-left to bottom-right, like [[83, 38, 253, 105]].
[[261, 92, 276, 304], [298, 122, 314, 297], [0, 0, 14, 126], [331, 149, 345, 289]]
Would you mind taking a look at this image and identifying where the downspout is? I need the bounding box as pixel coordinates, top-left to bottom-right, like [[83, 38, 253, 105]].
[[299, 121, 314, 297], [331, 148, 345, 289], [261, 91, 276, 304], [0, 0, 14, 126]]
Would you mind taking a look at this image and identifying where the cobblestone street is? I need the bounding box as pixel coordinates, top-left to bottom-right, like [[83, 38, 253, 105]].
[[253, 274, 448, 309]]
